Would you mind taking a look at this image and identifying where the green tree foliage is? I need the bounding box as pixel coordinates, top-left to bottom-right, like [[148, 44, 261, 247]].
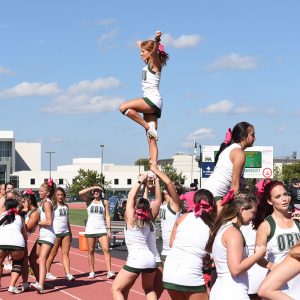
[[135, 158, 149, 171], [282, 162, 300, 184], [160, 164, 186, 184], [67, 169, 110, 196]]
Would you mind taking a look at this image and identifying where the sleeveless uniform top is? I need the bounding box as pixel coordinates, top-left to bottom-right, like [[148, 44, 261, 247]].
[[0, 213, 25, 248], [159, 202, 181, 256], [163, 213, 209, 288], [142, 64, 162, 110], [265, 216, 300, 298], [38, 199, 56, 244], [53, 204, 69, 235], [125, 224, 156, 269], [240, 223, 268, 294], [85, 200, 107, 235], [203, 143, 242, 197], [210, 222, 249, 300]]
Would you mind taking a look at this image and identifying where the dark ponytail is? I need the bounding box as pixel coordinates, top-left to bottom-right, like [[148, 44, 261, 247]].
[[215, 122, 253, 164], [0, 198, 19, 226]]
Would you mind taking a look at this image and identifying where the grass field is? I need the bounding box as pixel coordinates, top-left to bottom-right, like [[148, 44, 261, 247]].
[[69, 209, 87, 226]]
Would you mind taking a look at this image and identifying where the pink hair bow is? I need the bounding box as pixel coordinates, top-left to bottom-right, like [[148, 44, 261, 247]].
[[224, 128, 232, 145], [158, 43, 165, 53], [221, 189, 235, 206], [134, 209, 150, 220], [194, 200, 213, 217], [23, 189, 34, 195], [7, 208, 18, 216], [255, 179, 271, 198], [47, 178, 54, 187]]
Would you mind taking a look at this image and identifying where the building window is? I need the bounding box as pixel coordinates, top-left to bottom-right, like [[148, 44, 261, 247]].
[[30, 178, 35, 185], [114, 179, 119, 185], [127, 179, 132, 185], [59, 178, 64, 185], [194, 179, 198, 185]]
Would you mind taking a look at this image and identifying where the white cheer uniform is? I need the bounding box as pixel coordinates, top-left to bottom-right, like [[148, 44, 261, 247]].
[[85, 200, 107, 235], [240, 223, 268, 295], [0, 213, 25, 248], [125, 224, 156, 270], [38, 199, 56, 245], [203, 143, 242, 197], [142, 64, 162, 110], [265, 216, 300, 298], [163, 213, 209, 291], [53, 204, 70, 235], [159, 202, 181, 257], [210, 222, 249, 300]]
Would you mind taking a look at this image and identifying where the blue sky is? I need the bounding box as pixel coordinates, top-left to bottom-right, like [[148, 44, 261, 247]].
[[1, 0, 299, 170]]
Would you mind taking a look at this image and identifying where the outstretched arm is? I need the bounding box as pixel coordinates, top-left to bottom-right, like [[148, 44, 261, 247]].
[[150, 163, 181, 210], [150, 31, 162, 71], [150, 177, 162, 220], [126, 174, 147, 225]]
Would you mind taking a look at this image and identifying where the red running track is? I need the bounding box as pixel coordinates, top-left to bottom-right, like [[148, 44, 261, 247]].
[[0, 223, 170, 300]]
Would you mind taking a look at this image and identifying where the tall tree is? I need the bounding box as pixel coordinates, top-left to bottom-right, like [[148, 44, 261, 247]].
[[135, 158, 149, 171], [282, 162, 300, 184], [67, 168, 111, 196], [160, 163, 186, 184]]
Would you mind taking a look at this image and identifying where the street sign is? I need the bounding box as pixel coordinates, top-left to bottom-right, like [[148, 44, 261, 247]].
[[201, 162, 215, 178]]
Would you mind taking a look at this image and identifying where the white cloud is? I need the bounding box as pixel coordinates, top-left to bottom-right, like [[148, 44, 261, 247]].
[[49, 137, 64, 144], [200, 99, 234, 113], [162, 33, 203, 49], [182, 128, 214, 147], [266, 108, 278, 115], [42, 94, 123, 114], [207, 53, 257, 70], [0, 81, 61, 98], [42, 76, 123, 114], [0, 67, 15, 76], [97, 30, 118, 50], [276, 125, 288, 134], [233, 106, 256, 114], [68, 77, 121, 94], [97, 18, 117, 26]]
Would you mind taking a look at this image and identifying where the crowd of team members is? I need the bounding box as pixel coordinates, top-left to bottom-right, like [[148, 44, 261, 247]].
[[111, 122, 300, 300], [1, 123, 300, 300], [0, 180, 76, 294]]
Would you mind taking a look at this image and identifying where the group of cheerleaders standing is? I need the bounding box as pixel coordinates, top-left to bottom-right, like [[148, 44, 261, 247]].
[[116, 30, 300, 300], [0, 179, 116, 295], [0, 181, 76, 294]]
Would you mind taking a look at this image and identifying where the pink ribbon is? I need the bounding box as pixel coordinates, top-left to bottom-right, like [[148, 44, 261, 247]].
[[221, 189, 235, 206], [134, 209, 150, 220], [255, 179, 271, 198], [224, 128, 232, 145], [158, 43, 165, 53], [194, 200, 213, 217], [7, 208, 18, 216], [23, 189, 35, 195], [48, 178, 54, 187]]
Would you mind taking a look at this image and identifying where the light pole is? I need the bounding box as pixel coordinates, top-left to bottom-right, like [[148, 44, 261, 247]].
[[46, 151, 55, 179], [100, 144, 104, 183]]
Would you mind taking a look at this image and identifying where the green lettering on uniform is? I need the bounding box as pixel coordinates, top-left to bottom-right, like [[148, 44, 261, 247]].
[[159, 209, 166, 220], [277, 235, 286, 251], [286, 234, 295, 248]]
